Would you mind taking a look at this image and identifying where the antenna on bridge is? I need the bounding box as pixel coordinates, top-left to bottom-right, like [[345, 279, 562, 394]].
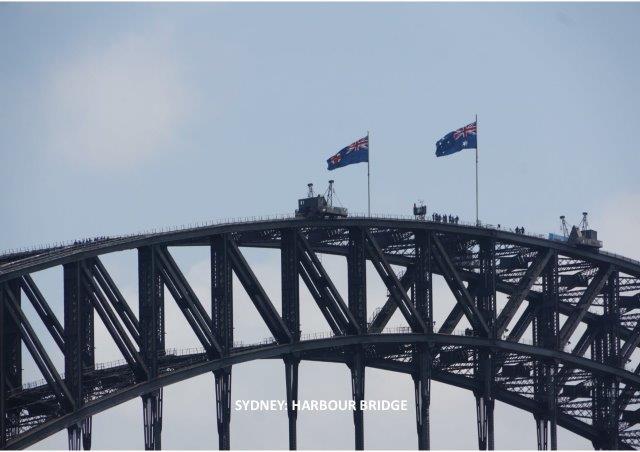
[[560, 215, 569, 237], [579, 212, 589, 231], [326, 180, 335, 206], [307, 183, 314, 198]]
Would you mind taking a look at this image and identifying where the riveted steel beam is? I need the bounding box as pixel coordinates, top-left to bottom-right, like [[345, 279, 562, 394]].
[[19, 275, 65, 351], [496, 249, 554, 337], [90, 258, 140, 345], [156, 247, 221, 357], [367, 267, 415, 333], [226, 238, 292, 344], [558, 266, 613, 350], [296, 232, 360, 336], [138, 247, 164, 451], [211, 235, 234, 450], [431, 236, 490, 336], [364, 230, 427, 333]]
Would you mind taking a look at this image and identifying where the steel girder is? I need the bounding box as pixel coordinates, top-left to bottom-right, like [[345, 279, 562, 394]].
[[8, 334, 640, 450], [211, 235, 233, 450], [2, 219, 640, 450], [138, 247, 165, 450]]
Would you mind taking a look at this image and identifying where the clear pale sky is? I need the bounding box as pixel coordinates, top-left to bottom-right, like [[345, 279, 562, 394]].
[[1, 2, 640, 449]]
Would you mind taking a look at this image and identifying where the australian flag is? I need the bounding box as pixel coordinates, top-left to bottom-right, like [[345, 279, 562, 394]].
[[327, 136, 369, 170], [435, 122, 477, 157]]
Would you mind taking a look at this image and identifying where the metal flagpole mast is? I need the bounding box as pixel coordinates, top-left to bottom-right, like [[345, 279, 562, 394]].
[[475, 115, 479, 226], [367, 131, 371, 216]]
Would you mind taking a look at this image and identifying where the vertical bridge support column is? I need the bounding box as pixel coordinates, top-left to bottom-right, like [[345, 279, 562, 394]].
[[413, 230, 433, 450], [592, 271, 621, 450], [475, 239, 496, 450], [281, 229, 300, 450], [64, 262, 95, 450], [1, 281, 22, 448], [348, 227, 366, 450], [212, 235, 233, 450], [138, 247, 164, 450], [533, 252, 559, 450]]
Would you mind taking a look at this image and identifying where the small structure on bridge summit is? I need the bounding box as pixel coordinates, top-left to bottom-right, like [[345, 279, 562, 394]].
[[295, 180, 348, 219], [413, 200, 427, 220], [550, 212, 603, 249]]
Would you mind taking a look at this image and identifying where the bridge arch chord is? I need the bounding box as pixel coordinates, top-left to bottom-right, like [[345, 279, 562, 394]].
[[1, 218, 639, 450]]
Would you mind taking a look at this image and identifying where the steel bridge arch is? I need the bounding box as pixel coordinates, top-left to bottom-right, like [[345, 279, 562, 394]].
[[3, 334, 635, 450], [2, 217, 640, 450]]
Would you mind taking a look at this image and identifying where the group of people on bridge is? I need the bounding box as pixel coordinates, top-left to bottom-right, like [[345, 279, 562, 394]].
[[432, 213, 459, 224]]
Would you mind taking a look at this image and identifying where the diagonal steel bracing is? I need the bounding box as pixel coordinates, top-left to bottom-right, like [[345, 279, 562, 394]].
[[82, 267, 148, 379], [432, 235, 490, 336], [90, 258, 140, 345], [496, 249, 554, 337], [19, 275, 65, 351], [296, 232, 360, 336], [558, 266, 613, 350], [367, 267, 415, 333], [225, 237, 292, 344], [3, 283, 74, 411], [364, 230, 427, 333], [156, 247, 222, 357]]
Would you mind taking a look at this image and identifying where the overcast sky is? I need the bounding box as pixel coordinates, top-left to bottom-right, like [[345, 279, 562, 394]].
[[1, 2, 640, 450]]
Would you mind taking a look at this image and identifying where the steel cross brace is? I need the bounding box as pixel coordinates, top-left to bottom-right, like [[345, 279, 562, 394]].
[[225, 237, 292, 344], [431, 236, 490, 336], [19, 275, 65, 351], [364, 230, 427, 333], [296, 232, 360, 336], [558, 266, 613, 350], [496, 249, 554, 337], [156, 247, 222, 357], [90, 258, 140, 345]]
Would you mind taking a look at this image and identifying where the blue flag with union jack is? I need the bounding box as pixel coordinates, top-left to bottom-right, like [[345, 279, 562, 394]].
[[327, 136, 369, 170], [435, 121, 477, 157]]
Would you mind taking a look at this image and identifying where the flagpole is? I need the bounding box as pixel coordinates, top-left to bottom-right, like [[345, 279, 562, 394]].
[[475, 114, 479, 226], [367, 130, 371, 216]]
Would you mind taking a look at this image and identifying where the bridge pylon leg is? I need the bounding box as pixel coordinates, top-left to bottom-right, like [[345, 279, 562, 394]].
[[284, 357, 300, 450], [474, 352, 495, 451], [475, 393, 494, 451], [138, 247, 165, 451], [535, 416, 548, 450], [82, 417, 92, 450], [68, 424, 82, 450], [350, 350, 365, 450], [215, 369, 232, 450], [142, 389, 163, 450], [413, 344, 431, 450], [64, 262, 95, 451]]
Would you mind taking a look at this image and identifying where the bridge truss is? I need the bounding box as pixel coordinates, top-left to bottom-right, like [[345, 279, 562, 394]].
[[1, 217, 640, 450]]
